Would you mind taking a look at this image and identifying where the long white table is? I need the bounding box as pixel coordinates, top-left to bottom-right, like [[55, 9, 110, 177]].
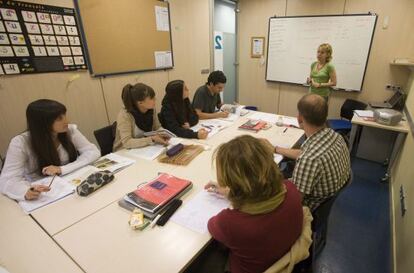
[[2, 112, 304, 273], [0, 195, 83, 273], [49, 113, 304, 273]]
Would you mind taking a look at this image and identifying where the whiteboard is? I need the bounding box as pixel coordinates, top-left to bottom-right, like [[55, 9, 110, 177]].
[[265, 14, 377, 91]]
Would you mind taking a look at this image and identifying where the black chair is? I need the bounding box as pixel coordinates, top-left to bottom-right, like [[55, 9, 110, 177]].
[[327, 99, 367, 134], [93, 122, 117, 156], [294, 171, 353, 273], [312, 170, 353, 258]]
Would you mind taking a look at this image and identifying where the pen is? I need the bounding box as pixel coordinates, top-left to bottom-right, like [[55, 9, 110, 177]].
[[283, 128, 288, 133], [48, 175, 57, 187], [150, 214, 162, 228]]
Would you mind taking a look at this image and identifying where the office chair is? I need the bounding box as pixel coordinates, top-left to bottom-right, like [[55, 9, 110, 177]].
[[294, 171, 353, 273], [327, 99, 367, 134], [93, 122, 117, 156]]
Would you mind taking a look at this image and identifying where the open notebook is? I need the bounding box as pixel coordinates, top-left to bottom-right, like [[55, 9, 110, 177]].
[[19, 176, 75, 213]]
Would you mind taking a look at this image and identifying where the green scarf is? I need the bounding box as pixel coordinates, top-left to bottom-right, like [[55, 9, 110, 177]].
[[239, 184, 287, 215]]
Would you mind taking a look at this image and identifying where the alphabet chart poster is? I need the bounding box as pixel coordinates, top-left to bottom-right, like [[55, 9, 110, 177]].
[[0, 0, 87, 75]]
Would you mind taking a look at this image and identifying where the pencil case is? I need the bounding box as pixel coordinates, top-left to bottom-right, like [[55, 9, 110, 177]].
[[76, 170, 114, 197], [166, 143, 184, 157]]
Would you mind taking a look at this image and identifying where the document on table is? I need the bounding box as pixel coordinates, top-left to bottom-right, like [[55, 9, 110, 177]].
[[282, 116, 299, 127], [191, 119, 232, 139], [354, 110, 374, 118], [19, 176, 75, 213], [274, 154, 283, 164], [92, 153, 135, 173], [127, 138, 182, 160], [171, 190, 230, 233], [249, 112, 278, 124]]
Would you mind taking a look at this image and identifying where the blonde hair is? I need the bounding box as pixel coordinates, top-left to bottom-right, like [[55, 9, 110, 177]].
[[318, 43, 333, 62], [214, 135, 284, 208]]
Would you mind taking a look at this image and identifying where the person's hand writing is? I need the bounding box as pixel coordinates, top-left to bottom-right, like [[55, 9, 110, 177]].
[[197, 129, 209, 139], [25, 185, 50, 200], [218, 111, 229, 118], [204, 181, 229, 197], [42, 165, 61, 176], [182, 122, 190, 129], [151, 135, 169, 146]]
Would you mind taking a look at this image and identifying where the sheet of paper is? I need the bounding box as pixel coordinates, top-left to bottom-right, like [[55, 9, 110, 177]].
[[354, 110, 374, 118], [61, 165, 99, 187], [282, 116, 300, 127], [127, 138, 182, 160], [191, 119, 232, 138], [171, 190, 230, 234], [154, 51, 172, 68], [274, 154, 283, 164], [19, 176, 75, 213], [92, 153, 135, 173], [249, 112, 278, 124], [219, 113, 239, 122], [155, 6, 169, 31]]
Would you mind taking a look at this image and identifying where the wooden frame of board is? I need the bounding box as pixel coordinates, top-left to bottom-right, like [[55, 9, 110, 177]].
[[74, 0, 174, 77], [251, 37, 265, 58]]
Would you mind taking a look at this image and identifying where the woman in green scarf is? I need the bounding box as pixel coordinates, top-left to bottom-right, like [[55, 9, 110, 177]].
[[192, 135, 303, 273]]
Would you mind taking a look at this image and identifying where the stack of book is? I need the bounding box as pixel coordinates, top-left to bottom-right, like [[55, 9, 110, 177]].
[[121, 173, 192, 219], [238, 119, 267, 132]]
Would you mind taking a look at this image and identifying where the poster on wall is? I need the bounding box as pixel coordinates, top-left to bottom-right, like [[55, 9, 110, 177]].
[[0, 0, 87, 75]]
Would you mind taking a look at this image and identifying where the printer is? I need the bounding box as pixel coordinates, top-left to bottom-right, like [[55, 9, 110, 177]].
[[373, 109, 402, 126]]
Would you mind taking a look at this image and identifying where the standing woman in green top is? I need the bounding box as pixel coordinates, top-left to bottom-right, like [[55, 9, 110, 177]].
[[307, 43, 337, 100]]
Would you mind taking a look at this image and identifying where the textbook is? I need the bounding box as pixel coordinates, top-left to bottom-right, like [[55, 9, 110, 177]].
[[125, 173, 192, 214], [238, 119, 267, 132], [143, 128, 176, 138]]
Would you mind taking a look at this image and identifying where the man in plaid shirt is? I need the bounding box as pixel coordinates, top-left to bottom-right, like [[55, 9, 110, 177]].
[[275, 94, 350, 210]]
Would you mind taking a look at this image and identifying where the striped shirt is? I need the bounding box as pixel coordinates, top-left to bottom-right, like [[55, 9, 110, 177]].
[[292, 128, 350, 210]]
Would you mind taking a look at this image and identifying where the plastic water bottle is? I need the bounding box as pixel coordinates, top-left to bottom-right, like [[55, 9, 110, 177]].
[[276, 116, 283, 127]]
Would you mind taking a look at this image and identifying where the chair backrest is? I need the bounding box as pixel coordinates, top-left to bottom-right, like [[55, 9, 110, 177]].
[[93, 122, 117, 156], [340, 99, 367, 120], [311, 170, 353, 257]]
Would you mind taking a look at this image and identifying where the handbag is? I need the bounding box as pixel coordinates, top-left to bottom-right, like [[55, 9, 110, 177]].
[[76, 170, 114, 196]]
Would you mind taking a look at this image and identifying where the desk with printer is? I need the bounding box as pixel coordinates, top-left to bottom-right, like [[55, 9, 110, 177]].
[[349, 90, 409, 182]]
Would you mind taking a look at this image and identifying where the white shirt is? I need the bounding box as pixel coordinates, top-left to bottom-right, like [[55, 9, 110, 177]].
[[0, 124, 100, 201]]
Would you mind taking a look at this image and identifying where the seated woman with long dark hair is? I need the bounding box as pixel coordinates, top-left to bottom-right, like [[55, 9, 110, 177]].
[[158, 80, 208, 139], [113, 83, 169, 152], [0, 99, 100, 201]]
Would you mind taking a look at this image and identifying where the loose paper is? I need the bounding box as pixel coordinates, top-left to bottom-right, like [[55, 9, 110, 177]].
[[155, 51, 172, 68], [155, 6, 169, 31]]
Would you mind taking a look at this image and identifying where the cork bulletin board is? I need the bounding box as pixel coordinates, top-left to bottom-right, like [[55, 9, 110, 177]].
[[74, 0, 174, 77], [0, 0, 87, 75]]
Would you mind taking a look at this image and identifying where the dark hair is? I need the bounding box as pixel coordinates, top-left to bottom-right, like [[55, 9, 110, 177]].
[[26, 99, 77, 174], [297, 94, 328, 126], [215, 135, 284, 208], [165, 80, 193, 124], [207, 70, 227, 85], [121, 83, 155, 113]]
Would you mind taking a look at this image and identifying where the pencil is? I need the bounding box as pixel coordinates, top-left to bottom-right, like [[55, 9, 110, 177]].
[[48, 175, 57, 187]]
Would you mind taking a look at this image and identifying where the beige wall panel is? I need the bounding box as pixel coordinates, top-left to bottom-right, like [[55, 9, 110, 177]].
[[392, 72, 414, 273], [168, 0, 211, 99], [286, 0, 345, 16], [101, 72, 169, 124], [238, 0, 286, 114]]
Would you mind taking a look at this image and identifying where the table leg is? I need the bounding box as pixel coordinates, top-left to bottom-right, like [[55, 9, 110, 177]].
[[348, 124, 358, 153], [381, 132, 407, 182]]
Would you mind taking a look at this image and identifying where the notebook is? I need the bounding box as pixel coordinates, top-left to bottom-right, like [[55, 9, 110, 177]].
[[238, 119, 267, 132], [19, 176, 75, 213], [125, 173, 192, 214]]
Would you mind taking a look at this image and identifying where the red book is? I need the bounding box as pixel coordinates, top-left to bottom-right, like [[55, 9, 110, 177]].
[[125, 173, 192, 213], [239, 119, 267, 132]]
